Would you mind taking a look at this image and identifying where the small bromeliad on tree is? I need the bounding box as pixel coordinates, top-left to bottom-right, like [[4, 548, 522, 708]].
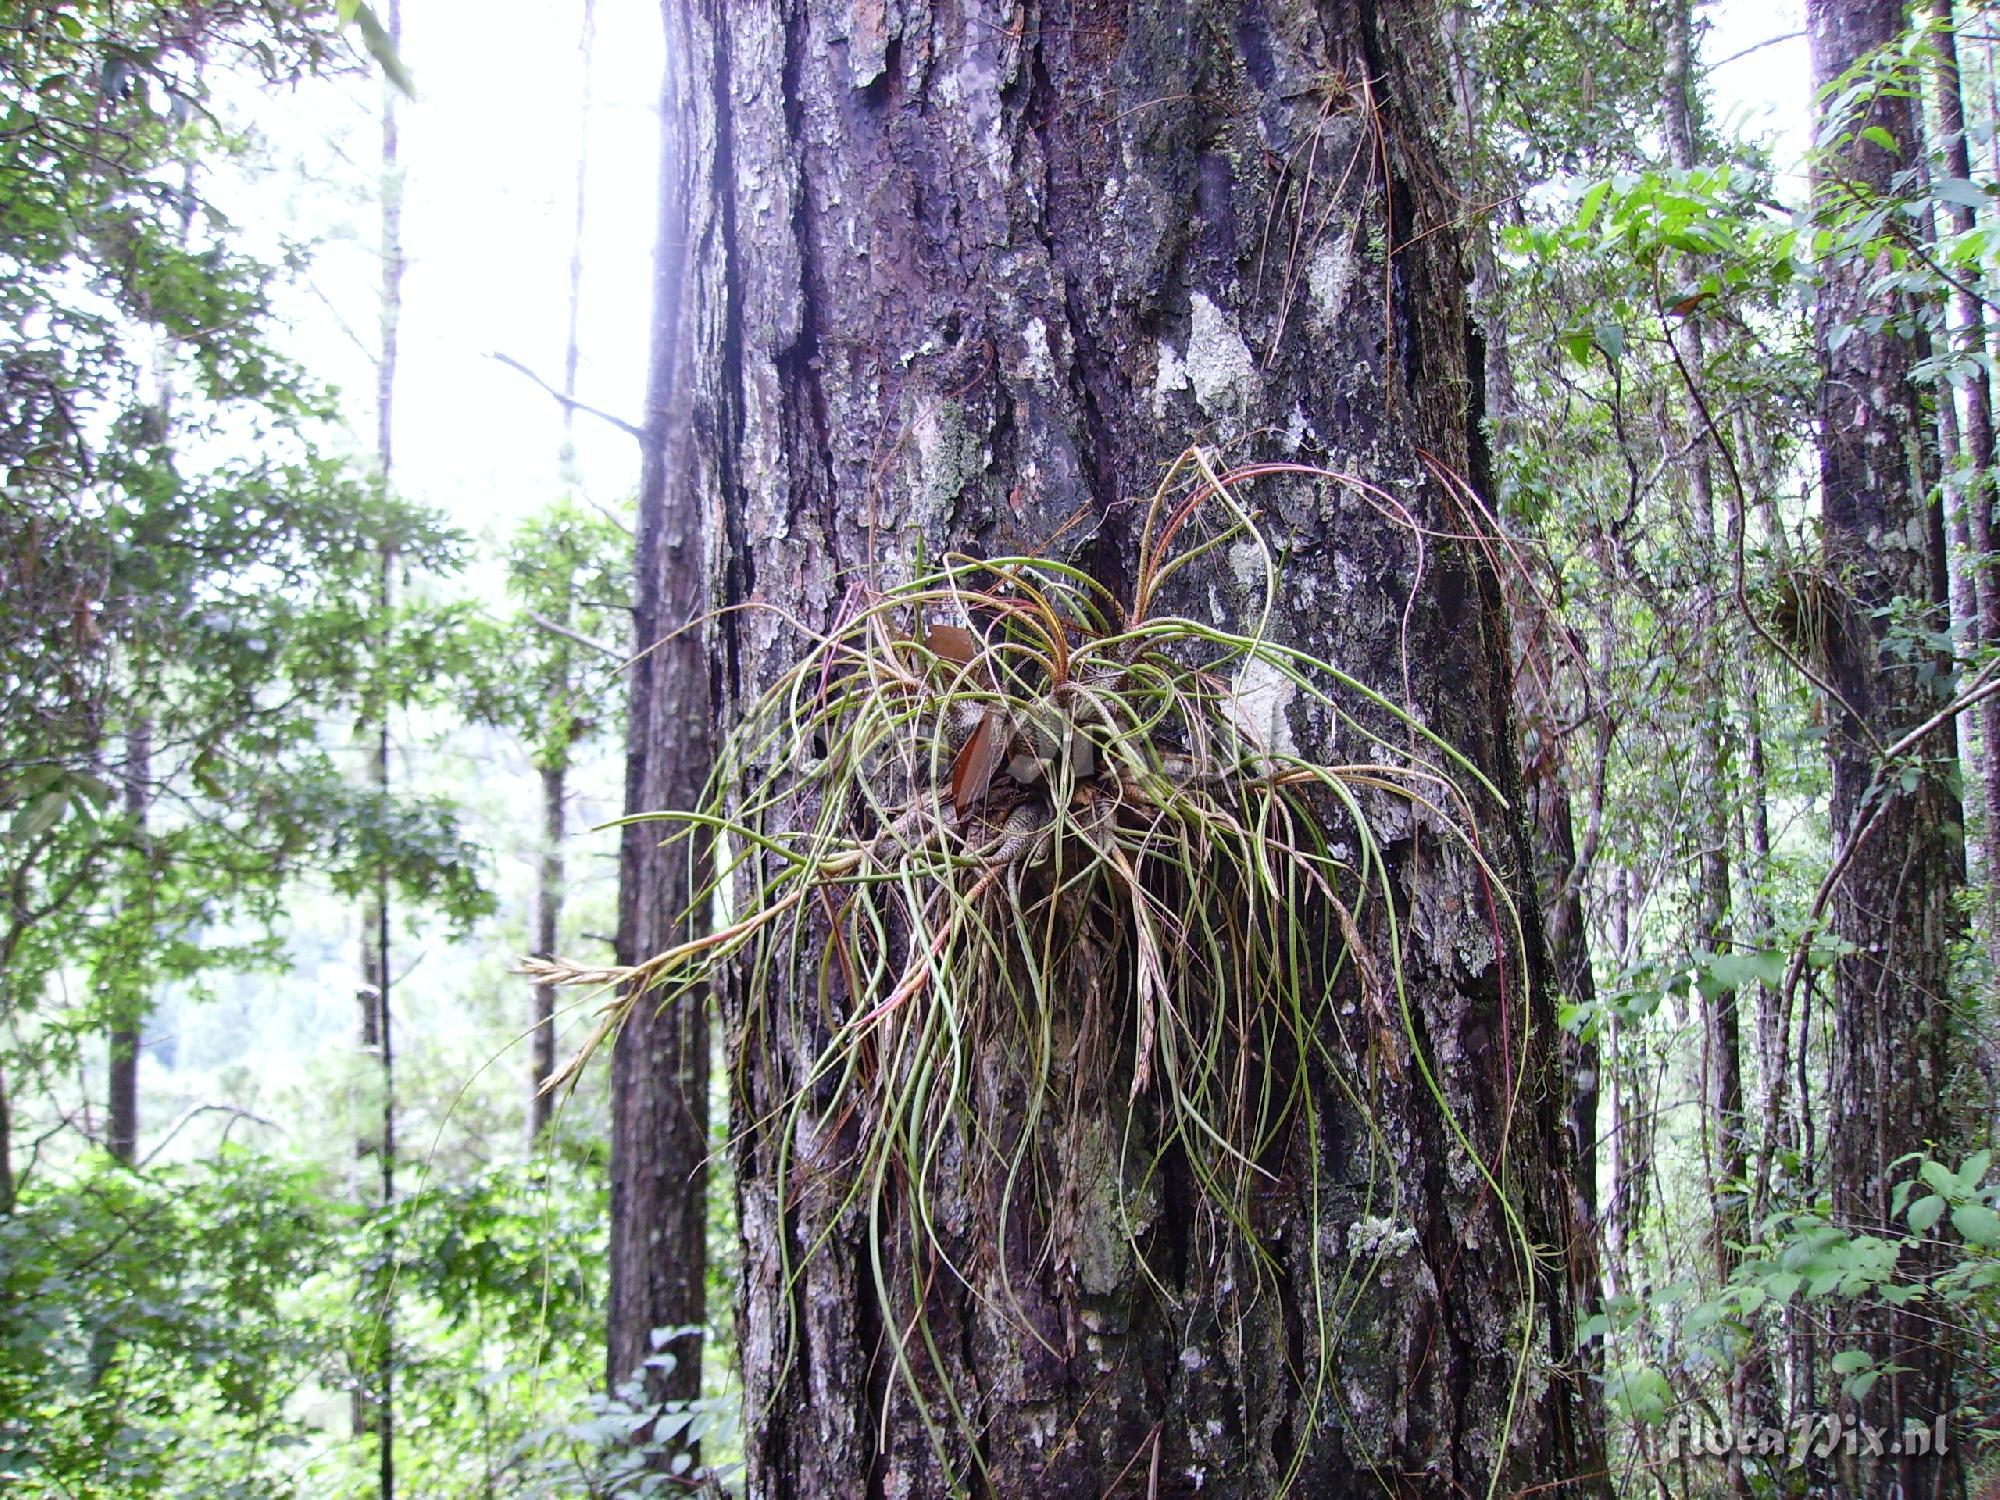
[[527, 448, 1542, 1492]]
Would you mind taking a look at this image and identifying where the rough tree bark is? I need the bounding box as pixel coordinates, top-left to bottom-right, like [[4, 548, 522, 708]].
[[606, 0, 715, 1421], [648, 3, 1607, 1495], [1809, 0, 1967, 1490]]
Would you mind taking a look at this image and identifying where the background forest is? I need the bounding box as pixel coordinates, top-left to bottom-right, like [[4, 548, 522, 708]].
[[5, 0, 2000, 1495]]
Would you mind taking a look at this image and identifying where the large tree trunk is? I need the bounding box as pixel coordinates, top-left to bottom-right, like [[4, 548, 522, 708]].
[[654, 4, 1606, 1496], [1808, 0, 1967, 1490], [606, 0, 716, 1423]]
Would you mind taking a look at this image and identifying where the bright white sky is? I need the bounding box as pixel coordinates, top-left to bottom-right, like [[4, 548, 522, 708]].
[[388, 0, 663, 531], [1703, 0, 1811, 192], [243, 0, 664, 551]]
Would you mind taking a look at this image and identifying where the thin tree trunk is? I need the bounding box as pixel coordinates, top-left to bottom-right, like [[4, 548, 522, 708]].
[[606, 0, 714, 1437], [1939, 367, 1977, 793], [529, 764, 564, 1142], [106, 717, 150, 1166], [0, 1063, 12, 1214], [1929, 0, 2000, 916], [1928, 14, 2000, 1152], [1662, 17, 1751, 1473], [1604, 864, 1648, 1303], [87, 721, 150, 1397], [360, 6, 404, 1489], [560, 0, 596, 483], [1741, 679, 1785, 1150], [1448, 2, 1603, 1368], [1737, 672, 1815, 1443], [530, 0, 595, 1149], [672, 3, 1607, 1493], [1663, 0, 1746, 1297], [1809, 0, 1968, 1488], [107, 125, 200, 1173]]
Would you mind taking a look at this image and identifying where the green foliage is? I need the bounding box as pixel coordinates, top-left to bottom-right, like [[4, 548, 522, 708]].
[[0, 9, 529, 1489], [0, 503, 497, 1119], [1451, 2, 2000, 1486], [1592, 1149, 2000, 1442], [8, 4, 2000, 1496], [1451, 0, 1669, 184], [0, 1148, 337, 1497], [536, 1349, 742, 1498], [0, 1151, 618, 1499], [0, 2, 347, 494], [336, 1, 415, 95], [460, 496, 631, 772], [0, 0, 499, 1168], [325, 1164, 614, 1500]]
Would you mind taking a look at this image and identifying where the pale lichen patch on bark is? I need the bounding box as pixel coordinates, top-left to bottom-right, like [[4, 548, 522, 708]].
[[1185, 292, 1260, 420], [909, 399, 988, 529], [1283, 403, 1312, 451], [1307, 236, 1355, 328], [1227, 536, 1265, 593], [1018, 315, 1056, 382], [1348, 1213, 1418, 1258], [1152, 338, 1191, 418], [1336, 1250, 1437, 1467], [1227, 653, 1301, 760], [1148, 296, 1263, 430], [1058, 1115, 1155, 1299]]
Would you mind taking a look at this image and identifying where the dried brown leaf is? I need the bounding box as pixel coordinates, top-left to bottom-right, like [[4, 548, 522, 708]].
[[926, 623, 978, 666], [950, 708, 1008, 817]]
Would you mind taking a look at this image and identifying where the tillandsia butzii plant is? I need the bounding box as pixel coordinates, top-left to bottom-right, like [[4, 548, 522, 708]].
[[527, 448, 1541, 1493]]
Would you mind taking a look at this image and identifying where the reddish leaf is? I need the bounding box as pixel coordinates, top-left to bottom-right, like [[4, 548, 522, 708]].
[[926, 624, 977, 666], [950, 709, 1008, 817]]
